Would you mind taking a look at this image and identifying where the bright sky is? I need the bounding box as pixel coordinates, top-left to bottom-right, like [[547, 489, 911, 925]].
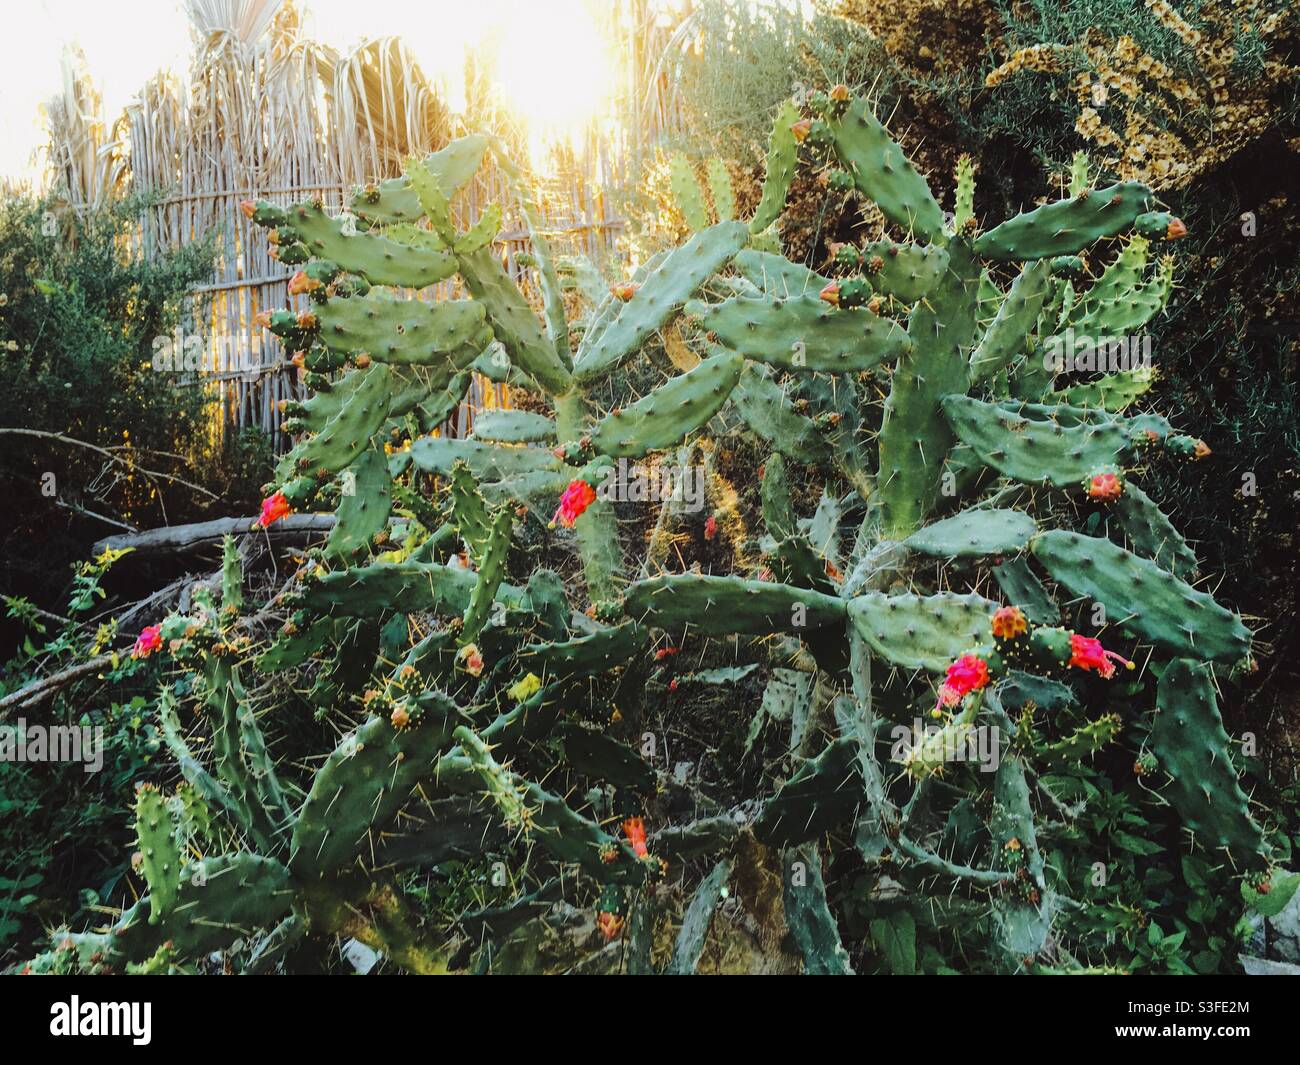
[[0, 0, 622, 183]]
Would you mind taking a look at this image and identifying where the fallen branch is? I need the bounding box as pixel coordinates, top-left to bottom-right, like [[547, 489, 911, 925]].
[[0, 654, 115, 718], [93, 514, 335, 556]]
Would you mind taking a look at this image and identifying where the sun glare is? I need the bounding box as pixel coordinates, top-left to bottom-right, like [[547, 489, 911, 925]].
[[490, 3, 615, 138], [1, 0, 623, 183]]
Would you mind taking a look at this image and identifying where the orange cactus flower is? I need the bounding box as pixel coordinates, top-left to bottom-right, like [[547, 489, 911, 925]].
[[596, 911, 624, 942], [622, 816, 649, 858], [991, 606, 1028, 640]]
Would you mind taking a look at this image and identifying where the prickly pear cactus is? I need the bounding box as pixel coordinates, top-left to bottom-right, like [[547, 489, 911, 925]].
[[20, 93, 1264, 976]]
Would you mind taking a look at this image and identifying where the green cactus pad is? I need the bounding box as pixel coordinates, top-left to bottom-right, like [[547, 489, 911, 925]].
[[1052, 366, 1155, 412], [453, 203, 503, 254], [861, 240, 949, 302], [286, 362, 395, 476], [761, 454, 795, 540], [942, 394, 1133, 487], [729, 363, 832, 464], [991, 557, 1061, 625], [326, 448, 391, 559], [732, 248, 827, 297], [707, 158, 735, 222], [670, 154, 710, 231], [848, 590, 1000, 672], [407, 436, 562, 481], [782, 843, 854, 974], [414, 369, 474, 433], [689, 292, 911, 372], [1112, 482, 1198, 578], [968, 261, 1052, 385], [624, 572, 846, 634], [904, 508, 1038, 558], [165, 853, 295, 959], [520, 621, 648, 679], [290, 692, 465, 879], [1030, 530, 1251, 664], [827, 96, 945, 242], [590, 351, 742, 457], [1072, 259, 1171, 336], [877, 238, 981, 535], [665, 858, 732, 974], [457, 246, 573, 394], [277, 202, 458, 287], [471, 409, 557, 444], [754, 737, 864, 847], [135, 786, 183, 924], [973, 183, 1154, 261], [574, 221, 748, 384], [349, 135, 489, 224], [1151, 659, 1264, 867], [315, 291, 487, 364], [751, 100, 800, 234], [461, 507, 512, 643], [303, 561, 522, 617]]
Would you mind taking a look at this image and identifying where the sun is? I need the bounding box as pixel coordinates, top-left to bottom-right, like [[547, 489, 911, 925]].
[[489, 2, 614, 137]]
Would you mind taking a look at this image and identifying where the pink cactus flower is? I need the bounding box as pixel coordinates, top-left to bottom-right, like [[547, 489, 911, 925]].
[[132, 624, 163, 659], [936, 654, 990, 709], [552, 479, 596, 528], [1068, 634, 1132, 679]]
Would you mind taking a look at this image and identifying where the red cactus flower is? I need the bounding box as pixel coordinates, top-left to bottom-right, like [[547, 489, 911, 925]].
[[653, 646, 680, 662], [1193, 439, 1211, 460], [296, 310, 318, 330], [596, 911, 624, 942], [253, 310, 273, 329], [239, 199, 257, 220], [609, 282, 637, 302], [819, 280, 840, 305], [1165, 217, 1188, 240], [622, 816, 649, 858], [552, 479, 597, 528], [790, 118, 813, 143], [936, 654, 990, 710], [703, 515, 718, 540], [132, 624, 163, 659], [829, 84, 850, 102], [991, 605, 1028, 640], [1086, 471, 1124, 503], [668, 678, 679, 692], [1068, 634, 1131, 679], [255, 491, 292, 529]]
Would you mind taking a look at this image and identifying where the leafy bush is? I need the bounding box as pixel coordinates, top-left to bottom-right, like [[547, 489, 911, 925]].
[[0, 192, 269, 612]]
